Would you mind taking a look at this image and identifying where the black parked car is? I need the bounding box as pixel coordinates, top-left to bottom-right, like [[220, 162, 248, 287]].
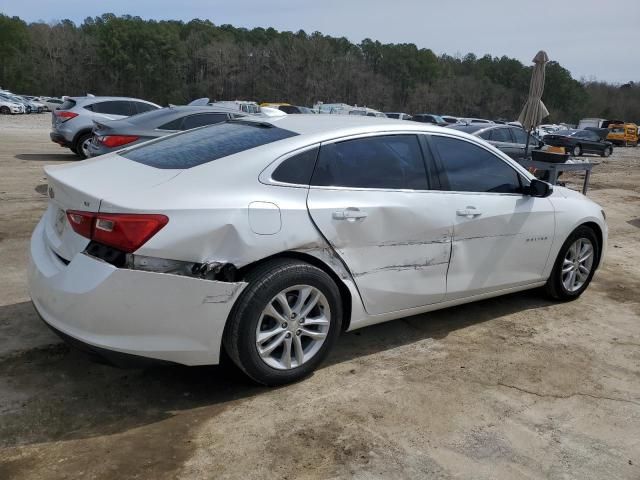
[[447, 124, 541, 159], [87, 105, 244, 157], [543, 129, 613, 157]]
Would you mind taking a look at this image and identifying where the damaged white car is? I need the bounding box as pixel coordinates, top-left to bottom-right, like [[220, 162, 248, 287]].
[[29, 116, 607, 385]]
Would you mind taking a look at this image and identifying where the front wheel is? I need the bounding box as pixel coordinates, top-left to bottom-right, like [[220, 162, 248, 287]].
[[601, 146, 612, 157], [0, 106, 10, 115], [545, 226, 599, 301], [223, 259, 343, 386]]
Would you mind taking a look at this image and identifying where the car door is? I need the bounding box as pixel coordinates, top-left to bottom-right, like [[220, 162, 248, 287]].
[[306, 133, 453, 315], [427, 134, 555, 300], [582, 130, 604, 153], [488, 127, 518, 158], [510, 127, 533, 158]]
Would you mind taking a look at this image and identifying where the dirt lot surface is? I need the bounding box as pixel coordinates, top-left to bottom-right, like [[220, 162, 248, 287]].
[[1, 114, 639, 479]]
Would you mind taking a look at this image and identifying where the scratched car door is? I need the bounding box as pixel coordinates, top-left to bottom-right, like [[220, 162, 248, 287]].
[[306, 133, 453, 315], [427, 134, 556, 300]]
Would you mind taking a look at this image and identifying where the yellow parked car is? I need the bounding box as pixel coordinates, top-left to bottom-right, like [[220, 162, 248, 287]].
[[607, 123, 638, 146]]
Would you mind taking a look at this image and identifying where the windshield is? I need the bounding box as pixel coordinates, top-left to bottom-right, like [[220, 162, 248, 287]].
[[121, 121, 298, 169]]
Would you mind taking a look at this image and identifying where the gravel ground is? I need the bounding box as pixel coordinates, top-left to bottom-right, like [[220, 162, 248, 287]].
[[0, 115, 639, 480]]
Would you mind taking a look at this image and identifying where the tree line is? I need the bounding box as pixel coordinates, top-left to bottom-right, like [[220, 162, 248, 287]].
[[1, 13, 639, 123]]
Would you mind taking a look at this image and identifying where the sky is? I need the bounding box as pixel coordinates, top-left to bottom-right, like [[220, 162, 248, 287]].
[[1, 0, 638, 83]]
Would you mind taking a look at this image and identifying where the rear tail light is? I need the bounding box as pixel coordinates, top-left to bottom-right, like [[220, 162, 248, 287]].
[[98, 135, 140, 148], [54, 110, 78, 122], [66, 210, 168, 253], [66, 211, 94, 238]]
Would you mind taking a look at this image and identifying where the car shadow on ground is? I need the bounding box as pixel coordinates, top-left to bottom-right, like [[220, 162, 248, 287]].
[[15, 153, 78, 162], [0, 290, 554, 449]]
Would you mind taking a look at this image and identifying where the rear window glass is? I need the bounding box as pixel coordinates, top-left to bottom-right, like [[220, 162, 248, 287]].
[[121, 121, 298, 169], [272, 147, 319, 185], [60, 99, 76, 110]]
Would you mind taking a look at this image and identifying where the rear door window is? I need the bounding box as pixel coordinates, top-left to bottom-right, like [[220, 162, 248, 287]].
[[490, 128, 513, 143], [311, 135, 428, 190], [134, 102, 158, 114], [511, 128, 529, 144], [158, 117, 184, 130], [182, 113, 229, 130], [430, 135, 522, 194], [60, 99, 77, 110], [122, 121, 298, 169]]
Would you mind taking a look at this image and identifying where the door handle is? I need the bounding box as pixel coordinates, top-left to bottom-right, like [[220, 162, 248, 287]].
[[456, 207, 482, 218], [333, 208, 368, 221]]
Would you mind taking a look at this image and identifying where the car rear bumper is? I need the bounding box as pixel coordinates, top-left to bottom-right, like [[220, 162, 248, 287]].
[[28, 216, 247, 366], [50, 132, 72, 148]]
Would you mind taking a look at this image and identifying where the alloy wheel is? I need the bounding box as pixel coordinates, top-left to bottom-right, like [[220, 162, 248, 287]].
[[80, 137, 92, 158], [562, 238, 594, 292], [255, 285, 330, 370]]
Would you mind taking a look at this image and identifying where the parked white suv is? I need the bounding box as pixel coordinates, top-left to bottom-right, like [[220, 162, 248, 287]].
[[50, 96, 161, 158]]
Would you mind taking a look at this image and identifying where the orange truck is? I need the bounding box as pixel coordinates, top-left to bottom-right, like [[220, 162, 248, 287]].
[[607, 122, 639, 146]]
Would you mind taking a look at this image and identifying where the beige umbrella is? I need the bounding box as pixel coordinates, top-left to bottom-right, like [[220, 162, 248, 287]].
[[518, 50, 550, 157]]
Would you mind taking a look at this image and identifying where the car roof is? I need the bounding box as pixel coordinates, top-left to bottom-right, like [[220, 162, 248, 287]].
[[97, 105, 240, 129], [70, 96, 159, 105], [239, 114, 450, 138]]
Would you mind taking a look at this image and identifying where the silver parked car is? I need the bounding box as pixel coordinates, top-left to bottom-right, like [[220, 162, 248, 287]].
[[29, 115, 606, 385], [50, 96, 161, 159], [87, 105, 244, 157], [448, 123, 542, 159]]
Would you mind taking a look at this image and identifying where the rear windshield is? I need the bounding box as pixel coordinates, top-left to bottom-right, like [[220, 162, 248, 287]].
[[121, 121, 298, 169], [60, 99, 77, 110]]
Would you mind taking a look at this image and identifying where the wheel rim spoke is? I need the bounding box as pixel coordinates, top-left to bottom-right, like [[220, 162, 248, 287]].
[[293, 335, 305, 365], [300, 327, 327, 340], [255, 284, 331, 371], [280, 335, 293, 369], [258, 332, 287, 357], [562, 237, 594, 292]]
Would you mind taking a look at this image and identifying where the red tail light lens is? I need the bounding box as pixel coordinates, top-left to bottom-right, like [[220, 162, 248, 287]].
[[92, 213, 168, 253], [66, 210, 94, 238], [54, 111, 78, 122], [65, 210, 168, 253], [99, 135, 140, 148]]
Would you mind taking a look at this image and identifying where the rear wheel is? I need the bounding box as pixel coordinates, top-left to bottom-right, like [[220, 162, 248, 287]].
[[223, 259, 342, 385], [601, 146, 612, 157], [0, 106, 10, 115], [545, 226, 599, 301], [571, 144, 582, 157], [74, 133, 92, 159]]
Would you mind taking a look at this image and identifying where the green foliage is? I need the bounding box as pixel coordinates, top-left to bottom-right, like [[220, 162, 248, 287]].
[[0, 13, 638, 123]]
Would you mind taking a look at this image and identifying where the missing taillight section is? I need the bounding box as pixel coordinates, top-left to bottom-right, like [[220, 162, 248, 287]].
[[66, 210, 168, 253], [84, 241, 238, 282]]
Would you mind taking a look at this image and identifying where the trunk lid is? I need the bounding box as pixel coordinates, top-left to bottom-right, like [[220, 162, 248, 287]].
[[43, 156, 179, 261]]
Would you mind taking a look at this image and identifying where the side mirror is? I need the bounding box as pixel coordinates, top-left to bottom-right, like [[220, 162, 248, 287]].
[[526, 179, 552, 197]]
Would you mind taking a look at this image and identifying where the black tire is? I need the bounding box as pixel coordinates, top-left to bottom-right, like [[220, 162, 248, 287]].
[[545, 225, 599, 301], [74, 133, 92, 159], [0, 106, 10, 115], [571, 144, 582, 157], [601, 146, 612, 157], [223, 259, 343, 386]]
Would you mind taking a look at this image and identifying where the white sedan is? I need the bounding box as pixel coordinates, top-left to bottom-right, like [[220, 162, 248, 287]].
[[28, 116, 607, 385]]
